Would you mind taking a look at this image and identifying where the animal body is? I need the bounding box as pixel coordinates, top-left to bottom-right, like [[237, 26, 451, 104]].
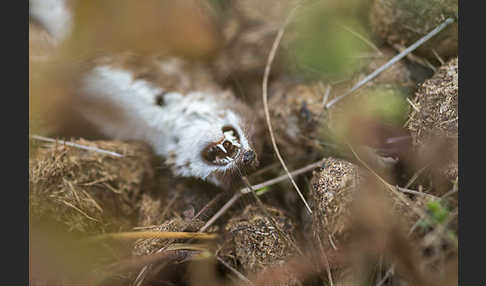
[[30, 0, 260, 188], [77, 55, 259, 187]]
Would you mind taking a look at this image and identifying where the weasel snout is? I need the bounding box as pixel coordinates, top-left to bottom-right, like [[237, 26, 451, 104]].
[[242, 150, 257, 166]]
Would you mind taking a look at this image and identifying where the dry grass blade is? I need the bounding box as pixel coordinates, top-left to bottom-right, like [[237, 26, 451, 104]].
[[396, 186, 439, 199], [261, 4, 312, 214], [216, 256, 254, 285], [201, 158, 326, 231], [133, 193, 224, 286], [348, 143, 458, 251], [321, 83, 332, 106], [84, 246, 207, 285], [86, 231, 218, 242], [347, 143, 427, 219], [200, 192, 241, 232], [406, 97, 420, 113], [315, 235, 334, 286], [30, 134, 124, 157], [241, 158, 327, 194], [339, 24, 382, 55], [325, 17, 455, 109]]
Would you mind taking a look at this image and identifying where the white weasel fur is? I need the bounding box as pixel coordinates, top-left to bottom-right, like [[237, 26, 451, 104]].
[[79, 64, 254, 186], [29, 0, 72, 41]]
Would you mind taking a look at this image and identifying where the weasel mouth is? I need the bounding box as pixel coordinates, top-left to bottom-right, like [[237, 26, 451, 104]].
[[202, 126, 242, 166]]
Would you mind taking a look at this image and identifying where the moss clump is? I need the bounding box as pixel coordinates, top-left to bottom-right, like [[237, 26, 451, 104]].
[[29, 139, 156, 234], [369, 0, 458, 62], [310, 158, 360, 250], [219, 205, 298, 283], [268, 82, 325, 158], [407, 57, 458, 182]]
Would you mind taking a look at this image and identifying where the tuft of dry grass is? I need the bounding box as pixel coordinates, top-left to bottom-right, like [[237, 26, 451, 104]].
[[407, 57, 458, 190], [369, 0, 458, 62], [29, 139, 156, 234], [218, 205, 299, 284]]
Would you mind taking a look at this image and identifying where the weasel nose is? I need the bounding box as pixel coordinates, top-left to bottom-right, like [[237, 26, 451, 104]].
[[242, 150, 256, 164]]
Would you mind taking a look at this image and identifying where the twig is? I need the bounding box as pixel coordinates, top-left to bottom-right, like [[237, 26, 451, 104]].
[[61, 200, 100, 222], [262, 4, 312, 214], [406, 97, 420, 113], [316, 234, 334, 286], [216, 256, 254, 285], [347, 144, 428, 220], [440, 184, 458, 200], [396, 186, 438, 199], [325, 17, 455, 109], [328, 235, 338, 251], [200, 192, 242, 232], [376, 266, 394, 286], [201, 158, 326, 232], [404, 164, 430, 189], [392, 43, 437, 72], [432, 49, 445, 65], [241, 158, 326, 194], [321, 83, 332, 106], [30, 134, 123, 157]]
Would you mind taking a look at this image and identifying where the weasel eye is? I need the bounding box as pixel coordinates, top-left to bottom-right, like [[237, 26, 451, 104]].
[[155, 91, 167, 106], [201, 126, 242, 166], [223, 141, 231, 150]]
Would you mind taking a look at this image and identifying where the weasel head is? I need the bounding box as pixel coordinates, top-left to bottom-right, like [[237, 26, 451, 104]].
[[165, 91, 259, 188]]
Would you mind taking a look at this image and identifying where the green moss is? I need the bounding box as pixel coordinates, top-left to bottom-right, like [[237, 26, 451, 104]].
[[419, 200, 451, 228], [360, 86, 409, 126], [286, 3, 374, 80]]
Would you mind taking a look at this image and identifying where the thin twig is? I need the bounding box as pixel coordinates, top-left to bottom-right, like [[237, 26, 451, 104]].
[[200, 192, 242, 232], [376, 266, 394, 286], [30, 134, 123, 157], [241, 158, 327, 194], [262, 5, 312, 214], [347, 144, 428, 220], [321, 83, 332, 106], [328, 235, 338, 251], [216, 256, 254, 285], [440, 185, 458, 201], [325, 17, 455, 109], [392, 43, 437, 72], [432, 49, 445, 65], [316, 234, 334, 286], [396, 186, 438, 199], [201, 158, 326, 233], [404, 164, 430, 189], [406, 97, 420, 113]]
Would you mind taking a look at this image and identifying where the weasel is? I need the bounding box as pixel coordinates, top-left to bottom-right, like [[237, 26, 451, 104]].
[[76, 54, 259, 187]]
